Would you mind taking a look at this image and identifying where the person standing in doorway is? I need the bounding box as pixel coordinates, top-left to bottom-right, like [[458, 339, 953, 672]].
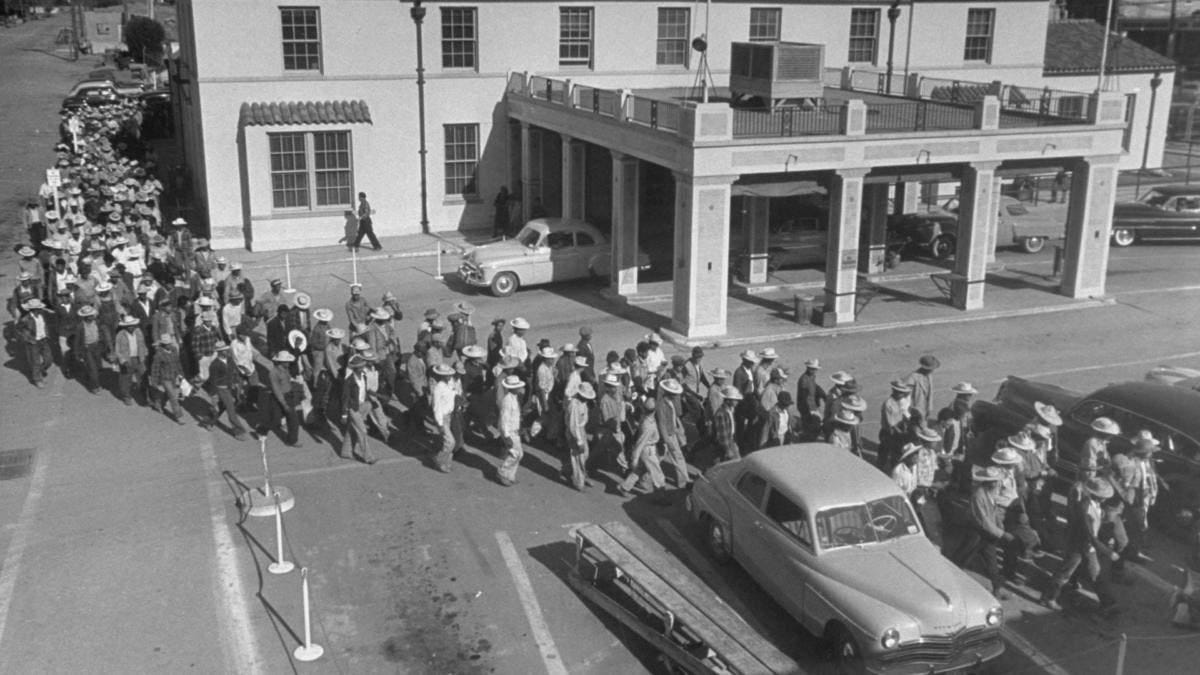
[[1051, 169, 1069, 204], [353, 192, 382, 251]]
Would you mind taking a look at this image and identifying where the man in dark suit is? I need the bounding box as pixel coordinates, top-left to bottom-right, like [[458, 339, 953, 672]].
[[340, 354, 377, 464]]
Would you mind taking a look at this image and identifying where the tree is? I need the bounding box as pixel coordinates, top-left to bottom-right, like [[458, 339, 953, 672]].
[[124, 15, 165, 65]]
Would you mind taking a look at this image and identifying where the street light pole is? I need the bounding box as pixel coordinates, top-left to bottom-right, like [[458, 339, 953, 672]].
[[885, 1, 901, 95], [1137, 71, 1164, 198], [410, 0, 430, 235]]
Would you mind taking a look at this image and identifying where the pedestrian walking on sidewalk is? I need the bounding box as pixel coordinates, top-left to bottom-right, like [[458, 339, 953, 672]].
[[496, 375, 526, 486], [341, 354, 378, 464], [353, 192, 382, 251], [17, 299, 53, 388]]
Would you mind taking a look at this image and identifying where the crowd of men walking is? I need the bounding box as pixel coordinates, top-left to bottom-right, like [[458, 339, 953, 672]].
[[4, 87, 1170, 622]]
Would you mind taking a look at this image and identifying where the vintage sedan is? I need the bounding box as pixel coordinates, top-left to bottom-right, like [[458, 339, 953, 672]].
[[458, 218, 649, 297], [688, 445, 1005, 674], [1111, 184, 1200, 247], [972, 378, 1200, 566], [932, 196, 1065, 254]]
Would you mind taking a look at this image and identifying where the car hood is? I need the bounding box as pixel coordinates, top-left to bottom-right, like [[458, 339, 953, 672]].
[[820, 537, 991, 632], [465, 241, 541, 267], [994, 376, 1081, 419]]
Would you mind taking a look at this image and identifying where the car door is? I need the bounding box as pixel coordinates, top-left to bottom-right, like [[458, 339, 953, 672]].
[[752, 488, 815, 620], [518, 231, 554, 285], [1153, 196, 1200, 240], [548, 230, 586, 281], [727, 471, 769, 577]]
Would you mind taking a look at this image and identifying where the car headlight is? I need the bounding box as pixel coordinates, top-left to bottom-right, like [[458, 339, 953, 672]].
[[880, 628, 901, 650], [986, 606, 1003, 626]]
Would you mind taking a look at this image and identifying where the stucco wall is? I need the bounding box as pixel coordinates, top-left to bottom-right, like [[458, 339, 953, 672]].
[[1046, 71, 1174, 170]]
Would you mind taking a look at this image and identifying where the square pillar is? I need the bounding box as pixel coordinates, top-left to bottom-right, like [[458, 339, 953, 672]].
[[561, 135, 576, 220], [571, 142, 586, 220], [520, 122, 533, 223], [952, 161, 1000, 310], [859, 183, 890, 274], [986, 174, 1003, 263], [744, 195, 771, 284], [672, 173, 736, 338], [1061, 156, 1120, 299], [896, 181, 921, 214], [820, 169, 868, 326], [611, 152, 640, 296]]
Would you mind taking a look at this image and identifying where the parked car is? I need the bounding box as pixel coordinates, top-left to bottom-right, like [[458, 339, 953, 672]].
[[887, 210, 958, 260], [458, 218, 650, 297], [972, 378, 1200, 566], [61, 84, 119, 111], [1146, 365, 1200, 392], [932, 195, 1065, 254], [69, 77, 143, 99], [687, 444, 1005, 674], [1111, 184, 1200, 247]]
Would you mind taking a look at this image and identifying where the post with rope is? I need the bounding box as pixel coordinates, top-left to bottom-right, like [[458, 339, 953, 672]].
[[352, 247, 359, 285], [294, 567, 324, 662], [267, 492, 295, 575], [241, 436, 295, 516], [434, 238, 443, 280]]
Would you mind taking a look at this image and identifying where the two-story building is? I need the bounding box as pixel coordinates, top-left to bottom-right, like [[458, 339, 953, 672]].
[[174, 1, 1161, 338]]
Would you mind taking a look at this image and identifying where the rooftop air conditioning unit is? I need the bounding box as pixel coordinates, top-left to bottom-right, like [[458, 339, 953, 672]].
[[729, 41, 824, 107]]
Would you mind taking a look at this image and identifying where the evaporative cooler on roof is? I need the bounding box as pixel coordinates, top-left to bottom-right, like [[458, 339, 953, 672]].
[[729, 41, 824, 107]]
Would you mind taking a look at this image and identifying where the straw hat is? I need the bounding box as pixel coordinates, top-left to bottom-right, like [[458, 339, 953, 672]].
[[890, 380, 912, 393], [739, 349, 760, 363], [539, 345, 558, 359], [118, 314, 139, 327], [432, 363, 455, 377], [659, 379, 683, 395], [294, 292, 312, 309], [501, 375, 525, 390], [951, 382, 978, 395], [916, 426, 942, 443], [833, 409, 860, 426], [462, 345, 485, 360], [971, 465, 1003, 483], [759, 347, 778, 360], [804, 358, 820, 369], [510, 317, 530, 330], [710, 367, 730, 380], [23, 298, 46, 311], [78, 305, 97, 317], [313, 308, 334, 323], [842, 394, 867, 413], [1090, 417, 1121, 436], [576, 382, 596, 400], [453, 300, 475, 315], [991, 446, 1023, 466], [602, 373, 621, 387], [370, 307, 391, 321], [1006, 432, 1035, 452], [1084, 477, 1114, 500], [273, 351, 296, 363], [1034, 402, 1063, 426], [919, 354, 941, 369], [574, 355, 589, 367], [288, 329, 307, 352], [1133, 430, 1160, 455], [325, 327, 346, 341], [898, 442, 922, 462]]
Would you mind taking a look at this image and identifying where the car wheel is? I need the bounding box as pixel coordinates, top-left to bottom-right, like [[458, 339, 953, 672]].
[[829, 626, 867, 675], [1020, 236, 1046, 254], [490, 272, 519, 297], [930, 234, 956, 260], [702, 515, 732, 565], [1112, 228, 1136, 247]]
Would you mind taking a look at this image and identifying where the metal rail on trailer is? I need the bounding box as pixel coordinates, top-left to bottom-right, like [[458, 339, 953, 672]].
[[566, 521, 804, 675]]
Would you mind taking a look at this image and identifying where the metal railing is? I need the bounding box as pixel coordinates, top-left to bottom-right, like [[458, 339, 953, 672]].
[[732, 105, 844, 137], [866, 101, 976, 133], [628, 95, 681, 131]]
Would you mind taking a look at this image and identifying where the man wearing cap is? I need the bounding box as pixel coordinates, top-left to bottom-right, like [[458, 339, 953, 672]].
[[149, 334, 186, 424], [657, 378, 691, 489], [903, 354, 940, 424], [1042, 476, 1120, 613], [431, 363, 459, 472], [564, 382, 596, 490], [262, 351, 303, 447], [74, 305, 104, 393], [617, 398, 671, 503], [17, 299, 54, 387], [794, 358, 826, 440], [949, 466, 1020, 599], [205, 342, 251, 441], [878, 380, 913, 472], [340, 355, 379, 464], [496, 375, 527, 486], [114, 314, 147, 405]]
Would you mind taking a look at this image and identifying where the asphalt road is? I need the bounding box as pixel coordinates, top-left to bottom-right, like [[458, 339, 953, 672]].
[[3, 14, 1200, 675]]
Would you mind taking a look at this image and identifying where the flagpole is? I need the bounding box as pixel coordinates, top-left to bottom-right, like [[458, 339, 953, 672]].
[[1097, 0, 1117, 92]]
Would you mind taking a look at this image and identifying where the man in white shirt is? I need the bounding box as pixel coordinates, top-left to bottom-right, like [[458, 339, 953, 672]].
[[430, 364, 459, 473]]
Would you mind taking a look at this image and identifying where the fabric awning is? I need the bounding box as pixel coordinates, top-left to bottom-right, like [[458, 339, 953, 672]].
[[732, 179, 824, 198], [239, 100, 372, 127]]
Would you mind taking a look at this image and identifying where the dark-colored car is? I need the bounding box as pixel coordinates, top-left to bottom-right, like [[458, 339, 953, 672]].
[[1111, 184, 1200, 247], [972, 378, 1200, 566], [61, 84, 120, 111], [887, 211, 958, 260]]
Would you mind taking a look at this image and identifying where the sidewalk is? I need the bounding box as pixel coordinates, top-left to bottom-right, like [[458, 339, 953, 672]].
[[213, 229, 493, 273]]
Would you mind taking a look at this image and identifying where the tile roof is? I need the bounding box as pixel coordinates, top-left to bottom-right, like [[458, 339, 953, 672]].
[[1044, 20, 1176, 75], [239, 100, 372, 126]]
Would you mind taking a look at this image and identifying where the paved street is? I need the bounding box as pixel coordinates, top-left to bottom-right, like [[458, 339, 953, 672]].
[[3, 13, 1200, 675]]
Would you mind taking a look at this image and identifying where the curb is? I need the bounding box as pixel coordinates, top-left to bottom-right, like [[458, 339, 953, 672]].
[[660, 296, 1117, 348], [230, 237, 469, 272]]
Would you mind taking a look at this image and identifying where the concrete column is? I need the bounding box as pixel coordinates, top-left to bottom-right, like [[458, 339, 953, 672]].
[[745, 196, 771, 284], [520, 122, 533, 223], [610, 152, 640, 296], [986, 174, 1003, 263], [672, 173, 736, 338], [560, 134, 576, 219], [896, 181, 921, 214], [571, 141, 587, 220], [859, 183, 890, 275], [820, 169, 868, 326], [1061, 155, 1120, 299], [951, 161, 1001, 310]]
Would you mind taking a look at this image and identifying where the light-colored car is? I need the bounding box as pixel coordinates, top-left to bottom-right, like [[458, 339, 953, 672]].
[[936, 195, 1065, 253], [688, 444, 1004, 674], [458, 218, 650, 297]]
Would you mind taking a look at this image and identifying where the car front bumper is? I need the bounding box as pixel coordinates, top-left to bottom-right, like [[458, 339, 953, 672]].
[[458, 262, 490, 287], [869, 627, 1004, 674]]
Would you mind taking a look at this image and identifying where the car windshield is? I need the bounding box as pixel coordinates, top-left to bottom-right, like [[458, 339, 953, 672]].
[[816, 495, 921, 550], [516, 227, 542, 247], [1138, 189, 1173, 208]]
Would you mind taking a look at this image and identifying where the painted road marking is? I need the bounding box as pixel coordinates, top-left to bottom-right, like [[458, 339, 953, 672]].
[[1007, 349, 1200, 382], [495, 530, 568, 675], [199, 431, 265, 674], [1119, 283, 1200, 296], [0, 373, 62, 661], [1003, 626, 1072, 675]]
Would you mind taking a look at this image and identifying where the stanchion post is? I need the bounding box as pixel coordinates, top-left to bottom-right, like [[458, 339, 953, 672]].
[[284, 253, 293, 291], [1114, 633, 1127, 675], [268, 492, 295, 575], [293, 567, 324, 662], [435, 239, 443, 280], [241, 435, 295, 516], [352, 247, 359, 285]]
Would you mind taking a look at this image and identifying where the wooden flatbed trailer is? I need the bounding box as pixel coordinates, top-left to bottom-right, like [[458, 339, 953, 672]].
[[566, 521, 804, 675]]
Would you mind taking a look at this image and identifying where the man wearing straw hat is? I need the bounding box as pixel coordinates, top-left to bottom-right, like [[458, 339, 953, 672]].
[[148, 333, 186, 425], [710, 385, 742, 462], [341, 354, 379, 465], [74, 304, 104, 394], [431, 363, 459, 472], [114, 313, 147, 405], [616, 397, 672, 504], [344, 282, 370, 334], [496, 374, 526, 486], [206, 341, 251, 441], [564, 381, 596, 491], [595, 372, 627, 470], [263, 351, 303, 447], [826, 408, 862, 457], [704, 367, 731, 430], [878, 380, 914, 472], [16, 298, 54, 387], [949, 465, 1019, 599], [657, 378, 691, 489], [732, 349, 759, 449], [1122, 430, 1163, 563], [1041, 476, 1120, 613], [365, 306, 399, 399], [795, 358, 826, 440], [903, 354, 940, 424]]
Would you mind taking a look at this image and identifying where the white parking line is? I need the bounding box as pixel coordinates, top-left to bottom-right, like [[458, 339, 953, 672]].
[[495, 530, 568, 675], [1002, 626, 1072, 675], [199, 431, 265, 674], [1005, 350, 1200, 381]]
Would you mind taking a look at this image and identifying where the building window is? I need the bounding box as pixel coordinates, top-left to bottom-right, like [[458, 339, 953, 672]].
[[749, 7, 781, 42], [441, 7, 477, 69], [559, 7, 594, 68], [963, 8, 995, 62], [269, 131, 353, 210], [848, 8, 880, 64], [280, 7, 321, 72], [444, 124, 479, 197], [656, 8, 690, 67]]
